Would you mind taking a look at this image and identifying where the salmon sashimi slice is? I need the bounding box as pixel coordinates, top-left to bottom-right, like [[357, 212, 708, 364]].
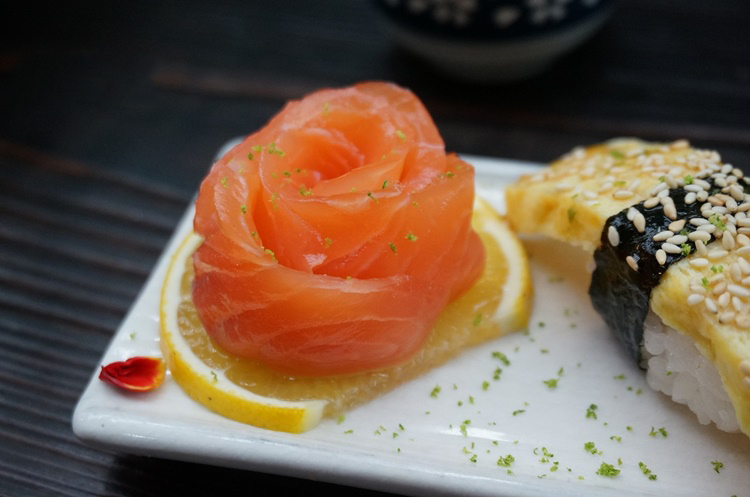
[[192, 82, 485, 377]]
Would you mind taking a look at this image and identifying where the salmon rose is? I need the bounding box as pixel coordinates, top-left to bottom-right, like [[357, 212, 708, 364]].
[[192, 82, 485, 376]]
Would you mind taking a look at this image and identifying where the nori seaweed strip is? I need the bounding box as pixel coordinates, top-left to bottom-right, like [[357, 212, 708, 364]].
[[589, 179, 728, 363]]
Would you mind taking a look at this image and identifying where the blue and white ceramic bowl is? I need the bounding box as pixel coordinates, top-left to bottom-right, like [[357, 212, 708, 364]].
[[374, 0, 617, 82]]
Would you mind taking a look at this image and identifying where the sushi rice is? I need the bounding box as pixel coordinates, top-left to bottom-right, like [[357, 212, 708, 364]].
[[643, 311, 740, 432], [505, 138, 750, 438]]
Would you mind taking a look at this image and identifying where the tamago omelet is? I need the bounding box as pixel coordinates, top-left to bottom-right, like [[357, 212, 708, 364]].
[[506, 138, 750, 437]]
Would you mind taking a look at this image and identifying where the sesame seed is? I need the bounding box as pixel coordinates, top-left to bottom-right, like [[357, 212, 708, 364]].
[[697, 190, 709, 202], [713, 280, 728, 295], [736, 246, 750, 256], [684, 184, 704, 193], [740, 360, 750, 375], [730, 262, 743, 281], [569, 147, 586, 159], [710, 273, 726, 284], [737, 218, 750, 227], [712, 206, 729, 215], [633, 212, 646, 232], [627, 207, 637, 221], [598, 182, 613, 193], [694, 179, 711, 190], [688, 257, 710, 268], [684, 192, 697, 204], [582, 190, 598, 200], [687, 293, 704, 306], [656, 249, 667, 265], [653, 230, 674, 241], [666, 235, 688, 245], [664, 203, 677, 220], [668, 219, 686, 232], [733, 296, 743, 312], [697, 224, 717, 233], [664, 174, 678, 188], [614, 189, 635, 200], [689, 284, 707, 294], [555, 183, 574, 192], [657, 189, 670, 198], [719, 310, 736, 324], [739, 257, 750, 274], [708, 249, 729, 260], [688, 230, 712, 242], [695, 239, 708, 256], [716, 193, 733, 204], [626, 255, 639, 271], [715, 176, 728, 188], [650, 182, 668, 196], [705, 298, 718, 313], [728, 284, 750, 298], [722, 231, 736, 250], [729, 184, 745, 201], [718, 291, 731, 308], [690, 218, 710, 226], [608, 226, 620, 247], [661, 243, 682, 254], [721, 164, 734, 175], [643, 197, 660, 208]]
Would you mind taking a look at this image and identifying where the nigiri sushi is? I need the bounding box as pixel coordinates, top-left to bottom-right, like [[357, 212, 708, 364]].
[[505, 138, 750, 437]]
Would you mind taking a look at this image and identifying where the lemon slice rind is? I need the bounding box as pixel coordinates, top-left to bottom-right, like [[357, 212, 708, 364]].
[[159, 232, 326, 434], [160, 198, 531, 434], [473, 197, 533, 333]]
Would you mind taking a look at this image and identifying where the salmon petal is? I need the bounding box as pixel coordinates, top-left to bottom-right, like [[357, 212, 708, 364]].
[[192, 82, 485, 376]]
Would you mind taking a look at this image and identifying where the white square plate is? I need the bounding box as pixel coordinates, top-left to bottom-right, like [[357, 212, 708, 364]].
[[74, 154, 750, 497]]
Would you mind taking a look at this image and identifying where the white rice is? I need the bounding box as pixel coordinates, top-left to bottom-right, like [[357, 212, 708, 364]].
[[642, 311, 740, 432]]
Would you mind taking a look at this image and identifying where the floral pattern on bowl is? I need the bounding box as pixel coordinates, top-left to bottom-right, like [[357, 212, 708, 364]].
[[376, 0, 615, 39], [374, 0, 617, 81]]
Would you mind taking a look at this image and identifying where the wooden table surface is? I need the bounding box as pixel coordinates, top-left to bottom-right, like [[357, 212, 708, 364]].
[[1, 1, 749, 495]]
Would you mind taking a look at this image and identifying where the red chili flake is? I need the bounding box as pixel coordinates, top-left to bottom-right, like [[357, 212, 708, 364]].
[[99, 356, 165, 392]]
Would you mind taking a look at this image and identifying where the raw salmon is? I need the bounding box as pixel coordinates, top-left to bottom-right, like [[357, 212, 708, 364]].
[[192, 82, 485, 376]]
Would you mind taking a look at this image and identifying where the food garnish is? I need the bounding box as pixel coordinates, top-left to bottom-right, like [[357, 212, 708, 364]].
[[98, 356, 165, 392], [596, 462, 621, 477], [159, 83, 532, 432], [639, 462, 658, 480]]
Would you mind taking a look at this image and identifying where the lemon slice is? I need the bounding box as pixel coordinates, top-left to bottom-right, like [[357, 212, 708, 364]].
[[160, 233, 326, 433], [159, 198, 532, 433], [471, 197, 533, 334]]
